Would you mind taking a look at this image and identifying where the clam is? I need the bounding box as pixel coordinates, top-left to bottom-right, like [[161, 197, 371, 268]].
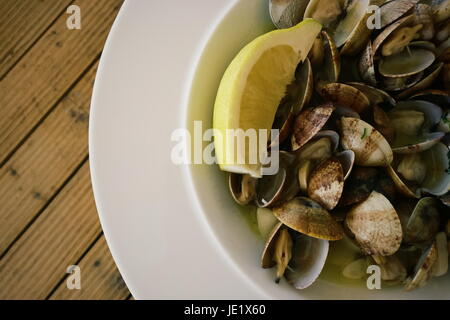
[[359, 41, 377, 86], [273, 197, 344, 240], [388, 143, 450, 198], [307, 157, 344, 210], [379, 48, 435, 78], [291, 103, 335, 151], [320, 83, 370, 114], [382, 72, 424, 92], [404, 242, 437, 291], [410, 90, 450, 108], [432, 0, 450, 23], [285, 232, 329, 289], [346, 191, 403, 256], [373, 105, 395, 143], [433, 232, 448, 277], [304, 0, 344, 27], [342, 258, 369, 280], [339, 167, 396, 207], [229, 173, 257, 205], [315, 30, 341, 86], [261, 222, 330, 288], [296, 130, 339, 162], [403, 197, 441, 244], [256, 152, 299, 208], [388, 100, 444, 154], [381, 24, 424, 57], [269, 0, 310, 29], [414, 4, 435, 41], [372, 14, 416, 56], [371, 255, 407, 285], [291, 58, 314, 115], [347, 82, 396, 108], [378, 0, 418, 30], [397, 63, 444, 99], [257, 207, 279, 240], [340, 117, 394, 166], [336, 150, 355, 181], [298, 159, 314, 193]]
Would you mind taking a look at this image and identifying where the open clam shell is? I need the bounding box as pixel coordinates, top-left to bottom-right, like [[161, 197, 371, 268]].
[[340, 117, 394, 167], [285, 232, 329, 289], [315, 30, 340, 86], [405, 242, 438, 291], [410, 90, 450, 108], [291, 103, 335, 151], [307, 157, 344, 210], [320, 83, 370, 114], [397, 63, 444, 99], [382, 72, 424, 92], [346, 191, 403, 256], [269, 0, 310, 29], [371, 255, 407, 285], [433, 232, 449, 277], [229, 173, 257, 205], [273, 197, 344, 240], [379, 48, 436, 78], [295, 130, 339, 162], [261, 222, 283, 268], [372, 14, 416, 57], [336, 150, 355, 181], [378, 0, 418, 29], [291, 58, 314, 115], [257, 207, 279, 240], [403, 197, 440, 244], [388, 143, 450, 198]]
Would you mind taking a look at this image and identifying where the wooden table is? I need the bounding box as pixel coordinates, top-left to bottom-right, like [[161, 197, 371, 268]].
[[0, 0, 132, 299]]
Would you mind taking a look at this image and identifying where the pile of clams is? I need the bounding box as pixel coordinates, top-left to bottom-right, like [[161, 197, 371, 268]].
[[229, 0, 450, 291]]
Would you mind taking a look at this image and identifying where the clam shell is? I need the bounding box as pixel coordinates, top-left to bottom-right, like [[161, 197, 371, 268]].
[[336, 150, 355, 181], [405, 242, 437, 291], [257, 207, 279, 240], [273, 197, 344, 240], [379, 0, 418, 29], [404, 197, 440, 244], [298, 160, 314, 193], [347, 82, 396, 108], [269, 0, 310, 29], [285, 233, 329, 289], [359, 41, 377, 86], [346, 191, 402, 256], [340, 117, 394, 166], [372, 14, 416, 56], [291, 58, 314, 115], [307, 157, 344, 210], [397, 63, 444, 99], [320, 83, 370, 114], [304, 0, 343, 27], [421, 142, 450, 196], [261, 222, 283, 268], [271, 102, 295, 148], [410, 90, 450, 108], [291, 103, 335, 151], [295, 131, 339, 162], [316, 30, 340, 86], [433, 0, 450, 23], [372, 255, 407, 285], [382, 72, 424, 91], [256, 167, 287, 208], [340, 0, 386, 56], [379, 48, 435, 78], [387, 163, 420, 198], [433, 232, 449, 277], [229, 173, 257, 205]]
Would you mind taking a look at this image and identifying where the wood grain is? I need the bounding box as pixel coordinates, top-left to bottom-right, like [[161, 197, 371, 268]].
[[0, 61, 97, 256], [0, 162, 102, 299], [50, 236, 130, 300], [0, 0, 123, 166], [0, 0, 73, 79]]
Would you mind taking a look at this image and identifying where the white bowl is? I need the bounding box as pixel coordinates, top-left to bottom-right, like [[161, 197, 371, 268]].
[[90, 0, 450, 299], [185, 0, 450, 299]]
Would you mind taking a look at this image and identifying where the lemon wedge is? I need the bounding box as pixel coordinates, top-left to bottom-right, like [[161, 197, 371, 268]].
[[213, 19, 322, 177]]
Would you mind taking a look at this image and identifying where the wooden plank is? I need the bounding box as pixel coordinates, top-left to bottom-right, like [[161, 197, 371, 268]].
[[0, 61, 98, 256], [0, 0, 73, 78], [0, 0, 123, 165], [49, 236, 130, 300], [0, 162, 102, 299]]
